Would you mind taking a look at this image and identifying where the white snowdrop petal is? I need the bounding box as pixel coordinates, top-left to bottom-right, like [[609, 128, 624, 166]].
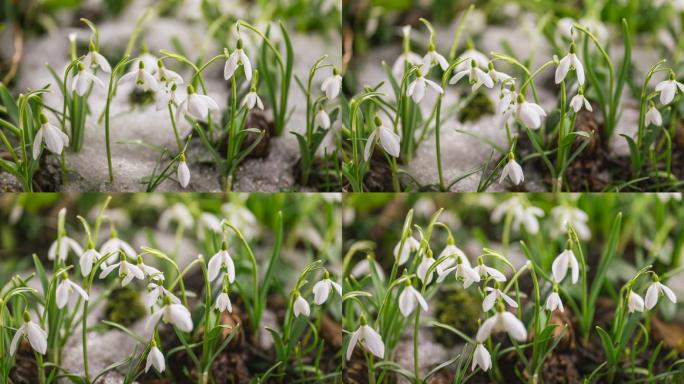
[[645, 283, 659, 310]]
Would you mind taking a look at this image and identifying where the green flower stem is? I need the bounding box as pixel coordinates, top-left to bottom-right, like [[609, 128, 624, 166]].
[[168, 104, 183, 152], [222, 222, 259, 330]]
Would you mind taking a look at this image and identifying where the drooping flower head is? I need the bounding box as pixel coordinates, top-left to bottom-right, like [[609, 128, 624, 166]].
[[364, 115, 400, 162], [398, 280, 428, 317], [224, 39, 252, 81], [345, 315, 385, 360], [555, 42, 585, 85], [312, 271, 342, 305], [321, 67, 342, 100], [10, 311, 47, 356], [33, 113, 70, 159], [207, 242, 236, 283]]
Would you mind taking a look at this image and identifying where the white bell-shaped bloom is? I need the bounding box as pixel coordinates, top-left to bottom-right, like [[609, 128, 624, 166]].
[[645, 106, 662, 127], [71, 65, 104, 96], [119, 61, 159, 92], [482, 287, 518, 312], [158, 202, 194, 231], [145, 344, 166, 373], [197, 212, 222, 241], [570, 93, 592, 113], [154, 61, 183, 85], [56, 275, 89, 309], [321, 69, 342, 100], [392, 51, 422, 76], [500, 157, 524, 185], [551, 249, 579, 284], [645, 280, 677, 310], [487, 62, 512, 84], [516, 97, 547, 130], [422, 46, 449, 71], [207, 248, 236, 283], [48, 235, 83, 261], [437, 243, 470, 278], [346, 320, 385, 360], [498, 88, 516, 115], [83, 45, 111, 73], [134, 52, 158, 73], [628, 290, 644, 313], [454, 48, 489, 72], [215, 291, 233, 313], [407, 70, 444, 103], [474, 263, 507, 283], [99, 256, 145, 286], [364, 116, 400, 161], [224, 41, 252, 81], [33, 117, 70, 159], [392, 235, 421, 265], [449, 61, 493, 91], [416, 256, 436, 285], [177, 159, 191, 188], [10, 314, 47, 356], [242, 90, 264, 110], [315, 108, 331, 129], [545, 291, 564, 312], [350, 258, 385, 280], [293, 294, 310, 317], [80, 247, 101, 277], [655, 75, 684, 105], [145, 280, 180, 309], [398, 285, 428, 317], [155, 83, 180, 111], [472, 343, 492, 372], [550, 206, 591, 240], [476, 310, 527, 342], [555, 46, 585, 85], [176, 86, 219, 122], [312, 275, 342, 305], [137, 258, 163, 280], [145, 299, 193, 333], [100, 236, 137, 265], [453, 262, 481, 288]]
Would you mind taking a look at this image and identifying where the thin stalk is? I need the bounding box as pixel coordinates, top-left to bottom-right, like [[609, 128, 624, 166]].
[[168, 104, 182, 152]]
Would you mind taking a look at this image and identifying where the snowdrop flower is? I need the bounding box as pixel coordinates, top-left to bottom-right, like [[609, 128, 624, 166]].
[[646, 106, 662, 127], [137, 256, 163, 279], [545, 290, 564, 312], [145, 297, 193, 333], [364, 115, 400, 161], [321, 67, 342, 100], [145, 341, 165, 373], [177, 155, 191, 189], [552, 248, 579, 284], [570, 88, 592, 113], [83, 42, 111, 73], [436, 242, 469, 278], [417, 255, 436, 285], [655, 72, 684, 105], [628, 290, 644, 313], [346, 316, 385, 360], [155, 60, 183, 85], [312, 272, 342, 305], [242, 88, 264, 110], [487, 62, 512, 84], [71, 63, 104, 96], [176, 85, 219, 122], [48, 234, 83, 261], [476, 310, 527, 342], [207, 245, 236, 283], [100, 253, 145, 287], [555, 43, 585, 85], [474, 261, 507, 282], [551, 206, 591, 240], [500, 155, 524, 186], [215, 289, 232, 313], [398, 282, 428, 317], [392, 26, 422, 76], [79, 246, 101, 277], [119, 61, 159, 92], [293, 293, 310, 317], [145, 280, 180, 309], [350, 258, 385, 280], [197, 212, 222, 240], [422, 43, 448, 71], [224, 39, 252, 81], [645, 278, 677, 310], [452, 259, 481, 288], [515, 95, 547, 130], [455, 48, 489, 72], [472, 343, 492, 372], [498, 86, 516, 115], [134, 51, 158, 73], [482, 287, 517, 312], [155, 83, 180, 111], [407, 69, 443, 103], [449, 60, 493, 91], [55, 273, 89, 309], [392, 234, 421, 265], [315, 107, 331, 129], [158, 202, 194, 231], [100, 233, 137, 265], [10, 312, 47, 356], [512, 205, 545, 235], [33, 113, 70, 159]]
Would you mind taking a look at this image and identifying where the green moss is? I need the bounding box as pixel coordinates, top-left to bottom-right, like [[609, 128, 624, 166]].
[[104, 286, 146, 326], [432, 287, 482, 348], [128, 89, 156, 106], [458, 91, 495, 122]]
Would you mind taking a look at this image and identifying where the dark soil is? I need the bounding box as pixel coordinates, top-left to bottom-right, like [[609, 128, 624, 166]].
[[217, 109, 274, 160]]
